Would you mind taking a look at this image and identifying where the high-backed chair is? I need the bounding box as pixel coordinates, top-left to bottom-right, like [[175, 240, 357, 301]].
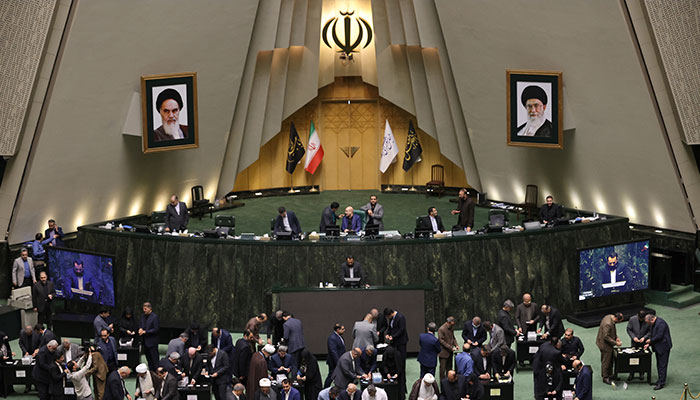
[[353, 209, 367, 230], [426, 164, 445, 197], [191, 185, 213, 220], [517, 184, 539, 220]]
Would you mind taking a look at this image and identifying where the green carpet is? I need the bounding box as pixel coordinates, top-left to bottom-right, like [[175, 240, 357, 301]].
[[5, 302, 698, 399], [187, 190, 501, 234]]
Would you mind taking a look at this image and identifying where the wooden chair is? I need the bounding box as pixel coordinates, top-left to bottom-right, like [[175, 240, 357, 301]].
[[190, 185, 213, 220], [517, 184, 539, 221], [426, 164, 445, 197]]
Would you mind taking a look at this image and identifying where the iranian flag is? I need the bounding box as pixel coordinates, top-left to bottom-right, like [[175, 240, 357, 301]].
[[304, 120, 324, 174]]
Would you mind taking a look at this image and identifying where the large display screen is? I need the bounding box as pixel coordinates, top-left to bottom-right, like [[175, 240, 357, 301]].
[[578, 239, 649, 300], [47, 247, 115, 307]]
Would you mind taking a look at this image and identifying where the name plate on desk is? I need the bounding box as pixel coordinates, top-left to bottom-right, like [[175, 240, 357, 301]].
[[187, 395, 198, 400], [16, 370, 26, 378], [65, 387, 75, 395], [529, 346, 538, 354], [629, 358, 639, 365], [118, 353, 127, 361], [570, 377, 575, 385], [490, 388, 501, 396]]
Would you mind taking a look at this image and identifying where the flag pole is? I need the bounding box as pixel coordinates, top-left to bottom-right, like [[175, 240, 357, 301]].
[[288, 172, 295, 193], [309, 172, 317, 192], [409, 167, 417, 191]]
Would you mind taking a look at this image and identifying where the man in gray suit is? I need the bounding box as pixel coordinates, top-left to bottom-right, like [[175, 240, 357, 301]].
[[56, 338, 82, 364], [332, 348, 364, 389], [12, 248, 36, 288], [483, 321, 505, 351], [167, 332, 188, 360], [360, 195, 384, 230], [352, 314, 378, 349], [282, 313, 306, 364]]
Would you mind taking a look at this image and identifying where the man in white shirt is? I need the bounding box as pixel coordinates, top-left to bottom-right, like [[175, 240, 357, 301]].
[[420, 207, 445, 233], [66, 352, 93, 400], [274, 207, 302, 237], [361, 384, 388, 400]]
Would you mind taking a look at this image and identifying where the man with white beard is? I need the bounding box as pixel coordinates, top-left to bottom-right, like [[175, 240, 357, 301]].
[[516, 85, 552, 137], [153, 88, 188, 141]]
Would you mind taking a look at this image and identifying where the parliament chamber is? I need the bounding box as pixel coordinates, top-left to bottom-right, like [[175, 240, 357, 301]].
[[1, 1, 700, 400]]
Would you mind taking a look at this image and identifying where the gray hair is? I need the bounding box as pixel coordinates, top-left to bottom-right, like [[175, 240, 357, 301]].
[[47, 340, 58, 348], [20, 247, 28, 253], [503, 299, 515, 308], [118, 366, 131, 376], [278, 345, 288, 352], [233, 384, 245, 392], [365, 345, 375, 353], [170, 352, 181, 360], [179, 333, 189, 340]]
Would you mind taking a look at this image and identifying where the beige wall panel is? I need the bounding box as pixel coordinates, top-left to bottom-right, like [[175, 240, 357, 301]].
[[231, 77, 466, 192], [8, 0, 258, 241], [405, 46, 437, 140], [435, 0, 693, 232], [262, 49, 290, 143]]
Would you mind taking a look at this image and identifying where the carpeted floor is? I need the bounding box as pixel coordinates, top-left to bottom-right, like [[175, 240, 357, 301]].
[[187, 190, 505, 234], [4, 302, 698, 400]]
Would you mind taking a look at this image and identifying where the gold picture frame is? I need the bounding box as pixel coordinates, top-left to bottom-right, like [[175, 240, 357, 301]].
[[507, 70, 563, 149], [141, 72, 198, 153]]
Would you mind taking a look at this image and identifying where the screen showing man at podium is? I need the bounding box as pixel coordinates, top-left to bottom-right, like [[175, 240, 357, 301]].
[[578, 239, 649, 300]]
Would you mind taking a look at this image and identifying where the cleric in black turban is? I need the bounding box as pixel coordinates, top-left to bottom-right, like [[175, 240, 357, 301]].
[[516, 85, 552, 138]]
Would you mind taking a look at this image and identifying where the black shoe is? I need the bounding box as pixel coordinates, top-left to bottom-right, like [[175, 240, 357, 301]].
[[650, 381, 658, 386], [639, 374, 645, 381], [654, 384, 664, 390], [627, 373, 635, 381], [603, 378, 612, 385]]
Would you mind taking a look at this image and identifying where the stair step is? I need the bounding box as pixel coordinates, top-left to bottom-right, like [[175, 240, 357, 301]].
[[667, 284, 694, 295]]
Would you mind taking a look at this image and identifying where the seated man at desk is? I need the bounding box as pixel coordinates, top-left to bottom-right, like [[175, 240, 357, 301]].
[[341, 206, 362, 233], [539, 195, 563, 224], [420, 207, 446, 233], [339, 256, 368, 288], [274, 207, 302, 237]]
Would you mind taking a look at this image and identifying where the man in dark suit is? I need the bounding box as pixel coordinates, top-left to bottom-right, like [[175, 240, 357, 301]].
[[98, 329, 119, 372], [19, 325, 40, 357], [45, 219, 65, 247], [56, 338, 82, 364], [268, 345, 296, 378], [599, 252, 632, 293], [274, 207, 302, 237], [359, 346, 377, 376], [138, 302, 160, 371], [572, 360, 592, 400], [36, 324, 56, 348], [230, 383, 248, 400], [497, 300, 517, 347], [232, 330, 254, 384], [332, 348, 363, 389], [164, 194, 189, 232], [644, 314, 672, 390], [439, 370, 466, 400], [420, 207, 446, 233], [539, 304, 565, 340], [206, 344, 231, 400], [338, 383, 361, 400], [156, 366, 179, 400], [32, 271, 55, 329], [326, 323, 347, 386], [212, 327, 235, 377], [185, 322, 207, 352], [561, 328, 585, 369], [338, 256, 368, 287], [341, 206, 362, 233], [267, 310, 285, 345], [451, 189, 474, 231], [32, 340, 58, 400], [539, 195, 563, 224], [491, 344, 516, 379], [158, 352, 184, 377], [385, 308, 408, 400], [282, 313, 306, 363], [319, 202, 340, 233], [103, 366, 131, 400], [183, 347, 204, 384], [461, 316, 486, 348], [418, 322, 441, 378], [471, 345, 492, 380]]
